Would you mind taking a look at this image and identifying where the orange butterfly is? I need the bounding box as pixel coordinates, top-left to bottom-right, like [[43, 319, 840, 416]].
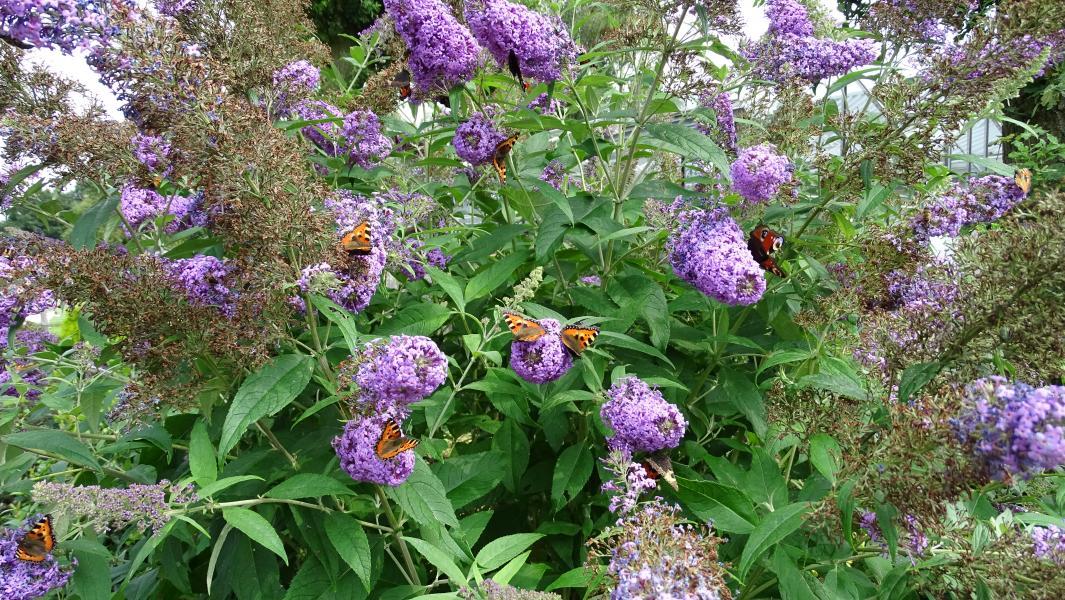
[[16, 515, 56, 562], [375, 418, 419, 460], [340, 221, 372, 255], [1015, 168, 1032, 195], [503, 312, 599, 356], [492, 135, 520, 184], [507, 50, 530, 92]]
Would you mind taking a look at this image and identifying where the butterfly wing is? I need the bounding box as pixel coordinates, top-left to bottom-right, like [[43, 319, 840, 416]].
[[560, 324, 599, 356], [393, 69, 412, 100], [375, 419, 419, 460], [644, 452, 678, 491], [761, 256, 786, 277], [341, 221, 373, 255], [507, 49, 529, 91], [503, 312, 547, 342], [16, 515, 55, 562], [748, 225, 786, 277], [1015, 168, 1032, 195], [492, 135, 519, 184]]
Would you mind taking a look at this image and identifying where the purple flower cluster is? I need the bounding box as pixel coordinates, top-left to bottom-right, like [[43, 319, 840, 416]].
[[742, 0, 877, 84], [32, 480, 195, 534], [600, 376, 686, 454], [131, 132, 173, 177], [667, 206, 766, 305], [384, 0, 484, 95], [465, 0, 577, 83], [0, 0, 122, 52], [165, 255, 237, 316], [911, 174, 1026, 240], [540, 159, 565, 190], [0, 325, 56, 398], [119, 184, 207, 235], [698, 89, 737, 152], [293, 262, 370, 314], [952, 377, 1065, 480], [0, 254, 55, 329], [579, 275, 601, 286], [0, 516, 73, 600], [600, 448, 658, 515], [729, 143, 792, 203], [289, 99, 344, 155], [528, 93, 562, 115], [509, 317, 573, 384], [273, 60, 320, 100], [332, 412, 416, 486], [1032, 525, 1065, 564], [459, 579, 563, 600], [341, 110, 392, 169], [351, 335, 448, 415], [454, 111, 507, 166]]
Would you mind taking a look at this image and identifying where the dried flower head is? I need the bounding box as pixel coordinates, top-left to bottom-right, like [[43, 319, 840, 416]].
[[32, 480, 195, 534]]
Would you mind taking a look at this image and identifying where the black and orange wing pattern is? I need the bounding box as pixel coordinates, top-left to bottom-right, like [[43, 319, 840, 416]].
[[747, 224, 786, 277], [503, 312, 547, 342], [643, 452, 678, 491], [16, 515, 56, 562], [375, 419, 419, 460], [560, 324, 599, 356], [1015, 167, 1032, 195], [341, 221, 373, 255], [507, 49, 530, 91], [393, 69, 412, 100], [492, 135, 519, 184]]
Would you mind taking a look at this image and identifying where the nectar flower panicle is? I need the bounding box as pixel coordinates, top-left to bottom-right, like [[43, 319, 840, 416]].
[[131, 132, 173, 176], [1032, 525, 1065, 565], [0, 325, 57, 399], [119, 184, 207, 236], [911, 174, 1027, 240], [464, 0, 578, 83], [667, 205, 766, 306], [332, 412, 416, 486], [729, 143, 793, 204], [600, 376, 687, 454], [289, 100, 344, 155], [273, 60, 320, 102], [454, 111, 507, 166], [509, 317, 572, 384], [31, 480, 195, 534], [165, 255, 238, 317], [351, 335, 448, 414], [384, 0, 485, 96], [340, 110, 393, 169], [459, 579, 563, 600], [600, 447, 658, 515], [0, 516, 74, 600]]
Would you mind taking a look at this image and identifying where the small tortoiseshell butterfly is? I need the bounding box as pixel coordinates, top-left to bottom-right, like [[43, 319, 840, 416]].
[[507, 50, 530, 92], [492, 135, 520, 184], [375, 419, 419, 460], [16, 515, 56, 562], [1015, 168, 1032, 195], [340, 221, 372, 255], [748, 224, 786, 277], [503, 312, 599, 356]]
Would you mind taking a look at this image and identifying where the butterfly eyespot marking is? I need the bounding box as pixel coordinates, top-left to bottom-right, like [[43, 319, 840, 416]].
[[773, 237, 784, 251]]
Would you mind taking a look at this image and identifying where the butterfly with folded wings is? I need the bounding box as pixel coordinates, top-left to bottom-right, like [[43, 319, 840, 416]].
[[492, 135, 520, 184], [507, 50, 531, 92], [375, 418, 419, 460]]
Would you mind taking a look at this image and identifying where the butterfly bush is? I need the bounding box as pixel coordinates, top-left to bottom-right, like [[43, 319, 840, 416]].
[[272, 59, 320, 112], [0, 517, 73, 600], [528, 93, 562, 115], [0, 0, 124, 52], [454, 110, 507, 166], [911, 174, 1027, 240], [31, 480, 195, 534], [540, 159, 565, 190], [165, 255, 238, 317], [289, 99, 344, 155], [698, 88, 737, 153], [119, 184, 207, 235], [667, 206, 766, 306], [340, 110, 392, 168], [1032, 526, 1065, 565], [131, 132, 173, 177], [464, 0, 578, 83], [0, 325, 56, 398], [952, 377, 1065, 480], [0, 254, 55, 329], [729, 143, 792, 204], [509, 317, 572, 384], [600, 447, 658, 515], [600, 376, 686, 454], [352, 335, 448, 414], [459, 580, 562, 600], [384, 0, 484, 96], [332, 412, 416, 486]]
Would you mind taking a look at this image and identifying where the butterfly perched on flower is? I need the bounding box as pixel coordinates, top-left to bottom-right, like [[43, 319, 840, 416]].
[[502, 311, 600, 356], [1015, 167, 1032, 195], [492, 135, 520, 184], [375, 418, 419, 460], [393, 69, 412, 100], [641, 452, 678, 491], [507, 50, 530, 92], [16, 515, 56, 562], [340, 221, 372, 255], [747, 224, 786, 277]]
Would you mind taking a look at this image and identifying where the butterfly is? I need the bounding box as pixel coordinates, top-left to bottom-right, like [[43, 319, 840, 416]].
[[393, 69, 412, 100], [340, 221, 372, 255], [1015, 168, 1032, 195], [641, 452, 678, 491], [747, 224, 786, 277], [503, 312, 600, 356], [507, 50, 530, 92], [16, 515, 56, 562], [492, 135, 520, 184], [375, 418, 419, 460]]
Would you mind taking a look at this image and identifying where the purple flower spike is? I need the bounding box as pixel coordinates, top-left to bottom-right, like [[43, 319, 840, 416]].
[[289, 100, 344, 155], [166, 255, 238, 316], [341, 110, 393, 168], [465, 0, 578, 83], [119, 184, 206, 235], [0, 325, 56, 399], [354, 335, 448, 413], [600, 376, 686, 454], [131, 133, 173, 176], [273, 60, 320, 99], [668, 205, 766, 306], [454, 111, 507, 166], [730, 143, 792, 204], [1032, 525, 1065, 564], [509, 318, 572, 384], [333, 413, 416, 486], [384, 0, 485, 95], [911, 174, 1026, 240], [0, 517, 75, 600]]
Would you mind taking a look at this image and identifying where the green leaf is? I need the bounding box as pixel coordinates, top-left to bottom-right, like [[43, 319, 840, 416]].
[[945, 154, 1013, 176], [551, 444, 593, 509], [3, 430, 101, 471], [676, 477, 758, 534], [222, 507, 288, 565], [492, 420, 530, 493], [771, 547, 820, 600], [70, 196, 119, 250], [324, 513, 373, 589], [71, 539, 112, 600], [425, 266, 466, 312], [265, 473, 353, 499], [375, 302, 451, 336], [711, 368, 767, 438], [809, 433, 842, 486], [597, 330, 673, 366], [465, 250, 531, 301], [206, 524, 232, 596], [404, 536, 468, 585], [218, 354, 313, 459], [644, 123, 730, 176], [838, 479, 857, 547], [525, 177, 573, 223], [545, 566, 592, 591], [189, 421, 217, 484], [737, 502, 811, 580], [309, 294, 362, 353], [897, 362, 940, 404], [490, 550, 530, 585], [196, 475, 264, 498], [475, 533, 544, 571], [387, 458, 460, 529], [595, 226, 652, 245]]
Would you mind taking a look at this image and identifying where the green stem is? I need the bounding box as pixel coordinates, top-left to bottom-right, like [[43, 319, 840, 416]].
[[255, 420, 299, 470], [376, 486, 421, 586]]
